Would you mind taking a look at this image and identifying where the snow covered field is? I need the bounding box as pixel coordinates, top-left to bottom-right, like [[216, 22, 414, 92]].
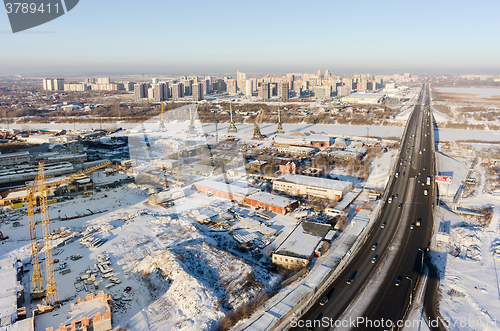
[[0, 182, 281, 330], [431, 150, 500, 330], [436, 87, 500, 98]]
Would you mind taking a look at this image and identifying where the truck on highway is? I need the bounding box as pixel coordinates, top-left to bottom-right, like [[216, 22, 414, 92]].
[[426, 176, 431, 186]]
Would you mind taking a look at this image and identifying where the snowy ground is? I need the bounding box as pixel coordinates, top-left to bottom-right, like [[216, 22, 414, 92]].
[[4, 119, 500, 143], [0, 182, 282, 330], [430, 149, 500, 331]]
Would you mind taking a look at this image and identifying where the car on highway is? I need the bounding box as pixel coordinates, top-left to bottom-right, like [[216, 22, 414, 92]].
[[395, 276, 402, 286], [410, 223, 415, 230], [424, 189, 428, 196], [371, 243, 378, 251], [319, 288, 335, 306], [346, 271, 357, 284], [388, 196, 393, 203], [398, 203, 402, 208], [371, 255, 379, 263], [381, 222, 386, 229], [423, 167, 426, 171], [416, 218, 421, 226]]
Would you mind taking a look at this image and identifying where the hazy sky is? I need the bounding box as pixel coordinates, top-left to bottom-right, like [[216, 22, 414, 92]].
[[1, 0, 500, 76]]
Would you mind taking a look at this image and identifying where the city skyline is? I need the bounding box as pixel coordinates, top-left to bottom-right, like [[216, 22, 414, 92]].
[[1, 0, 500, 75]]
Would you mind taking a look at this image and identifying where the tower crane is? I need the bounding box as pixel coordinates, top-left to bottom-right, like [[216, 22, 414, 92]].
[[27, 177, 44, 299], [276, 106, 285, 134], [227, 103, 237, 133], [187, 104, 198, 135], [27, 160, 111, 306], [159, 102, 166, 132], [38, 163, 58, 307], [252, 108, 267, 140]]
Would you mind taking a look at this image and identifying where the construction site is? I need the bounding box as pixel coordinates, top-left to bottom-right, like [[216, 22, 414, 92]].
[[0, 101, 398, 330]]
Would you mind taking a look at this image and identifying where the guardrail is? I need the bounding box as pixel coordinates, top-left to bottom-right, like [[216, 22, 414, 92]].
[[262, 87, 423, 331]]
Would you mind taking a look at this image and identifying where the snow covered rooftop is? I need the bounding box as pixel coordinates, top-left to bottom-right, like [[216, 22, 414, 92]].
[[246, 192, 297, 208], [194, 178, 259, 196], [273, 134, 332, 145], [0, 259, 18, 327], [276, 174, 352, 191], [0, 151, 30, 159], [334, 189, 362, 211], [274, 221, 331, 259]]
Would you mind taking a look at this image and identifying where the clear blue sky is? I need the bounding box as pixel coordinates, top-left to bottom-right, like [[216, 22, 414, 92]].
[[1, 0, 500, 76]]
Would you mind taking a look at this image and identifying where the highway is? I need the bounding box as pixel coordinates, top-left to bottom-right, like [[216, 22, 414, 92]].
[[293, 84, 434, 331]]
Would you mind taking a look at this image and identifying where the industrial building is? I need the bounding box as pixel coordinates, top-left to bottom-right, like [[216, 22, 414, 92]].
[[276, 145, 315, 157], [272, 221, 331, 268], [35, 153, 87, 165], [0, 174, 93, 206], [194, 179, 259, 203], [245, 192, 299, 215], [273, 134, 332, 148], [0, 151, 31, 166], [341, 93, 385, 104], [0, 162, 75, 189], [273, 174, 352, 200]]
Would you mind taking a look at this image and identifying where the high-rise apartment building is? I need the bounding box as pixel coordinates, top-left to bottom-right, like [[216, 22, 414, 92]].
[[227, 79, 237, 95], [153, 83, 167, 101], [43, 78, 65, 91], [64, 83, 87, 92], [278, 82, 289, 101], [134, 83, 147, 99], [192, 83, 203, 101], [85, 77, 95, 84], [97, 77, 111, 84], [203, 79, 210, 95], [172, 83, 184, 99], [314, 86, 331, 99], [337, 85, 350, 97], [205, 76, 213, 93], [261, 82, 270, 101], [183, 80, 193, 95], [367, 81, 376, 91], [245, 79, 253, 97], [237, 71, 246, 93]]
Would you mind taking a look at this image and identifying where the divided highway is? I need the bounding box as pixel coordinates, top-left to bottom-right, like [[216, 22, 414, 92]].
[[293, 84, 434, 331]]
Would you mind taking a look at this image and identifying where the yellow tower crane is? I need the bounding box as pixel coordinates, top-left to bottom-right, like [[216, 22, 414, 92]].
[[27, 177, 44, 299], [159, 102, 166, 132], [27, 160, 111, 306], [252, 108, 267, 140], [38, 163, 58, 307]]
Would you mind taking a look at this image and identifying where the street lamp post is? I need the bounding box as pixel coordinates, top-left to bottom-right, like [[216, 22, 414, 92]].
[[406, 277, 413, 306], [418, 248, 424, 270]]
